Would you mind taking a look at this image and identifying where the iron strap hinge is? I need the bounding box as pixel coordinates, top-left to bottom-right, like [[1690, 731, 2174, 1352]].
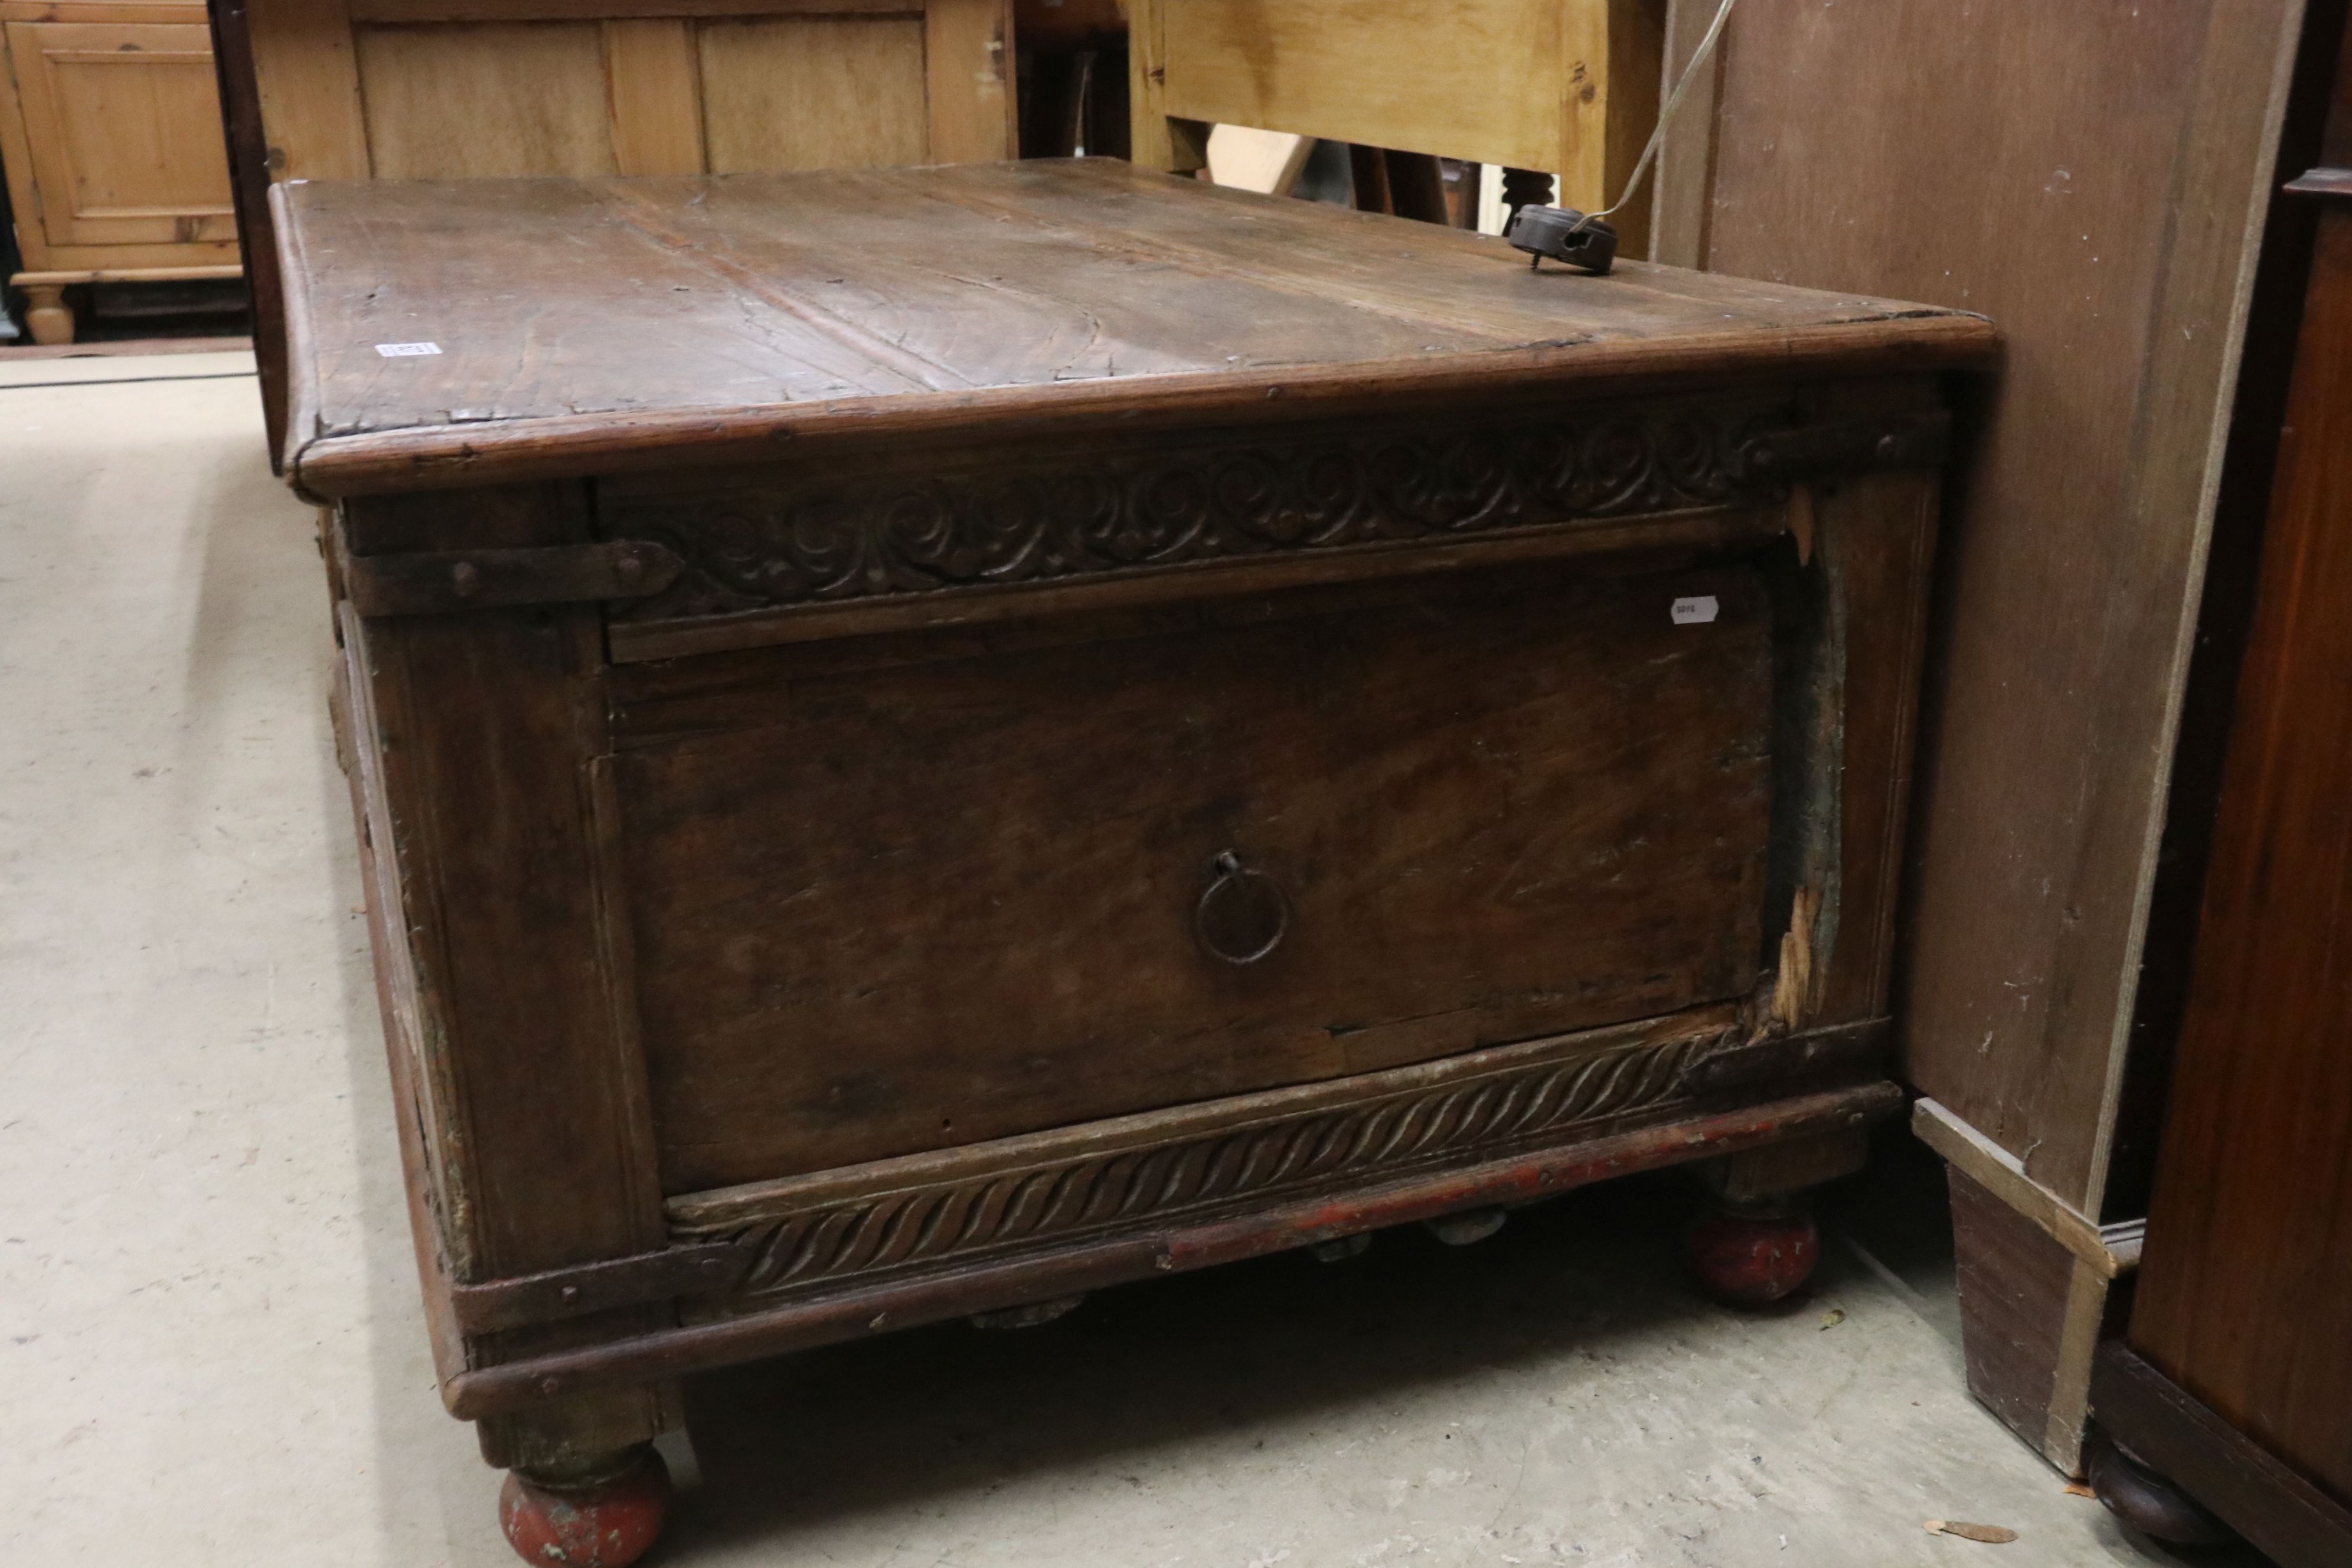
[[1736, 410, 1951, 483], [345, 539, 684, 617]]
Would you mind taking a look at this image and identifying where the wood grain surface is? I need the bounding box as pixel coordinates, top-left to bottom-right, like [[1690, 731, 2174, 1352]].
[[286, 143, 1971, 1482], [2130, 204, 2352, 1508], [1136, 0, 1654, 210], [269, 158, 1995, 495], [2093, 1344, 2352, 1568], [615, 563, 1774, 1190], [0, 17, 238, 249], [1660, 0, 2305, 1213]]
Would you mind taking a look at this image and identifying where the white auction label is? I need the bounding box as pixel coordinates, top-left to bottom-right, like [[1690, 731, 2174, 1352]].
[[1670, 594, 1720, 625], [375, 342, 443, 357]]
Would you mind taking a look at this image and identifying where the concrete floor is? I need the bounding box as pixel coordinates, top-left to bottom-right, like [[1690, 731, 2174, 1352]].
[[1, 357, 2185, 1566]]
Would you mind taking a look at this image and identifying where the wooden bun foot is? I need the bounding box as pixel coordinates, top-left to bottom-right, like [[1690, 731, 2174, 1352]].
[[1688, 1203, 1819, 1306], [22, 285, 73, 347], [1309, 1232, 1373, 1263], [2085, 1427, 2228, 1546], [499, 1445, 669, 1568]]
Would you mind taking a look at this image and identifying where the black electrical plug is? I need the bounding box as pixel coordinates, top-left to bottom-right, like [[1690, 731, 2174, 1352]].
[[1504, 206, 1618, 275]]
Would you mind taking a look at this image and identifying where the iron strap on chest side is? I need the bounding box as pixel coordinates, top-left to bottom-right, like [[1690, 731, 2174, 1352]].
[[335, 409, 1948, 620], [344, 539, 685, 618]]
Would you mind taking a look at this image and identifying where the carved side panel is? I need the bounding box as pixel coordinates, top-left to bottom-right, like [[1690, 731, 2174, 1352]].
[[599, 396, 1795, 625]]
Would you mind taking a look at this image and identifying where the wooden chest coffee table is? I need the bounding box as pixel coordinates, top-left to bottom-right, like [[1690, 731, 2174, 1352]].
[[270, 158, 1992, 1564]]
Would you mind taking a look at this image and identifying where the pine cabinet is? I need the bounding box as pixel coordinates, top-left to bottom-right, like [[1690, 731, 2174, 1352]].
[[0, 1, 241, 344]]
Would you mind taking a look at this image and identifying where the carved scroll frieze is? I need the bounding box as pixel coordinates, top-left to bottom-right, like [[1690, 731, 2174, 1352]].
[[602, 398, 1795, 624], [670, 1025, 1719, 1312]]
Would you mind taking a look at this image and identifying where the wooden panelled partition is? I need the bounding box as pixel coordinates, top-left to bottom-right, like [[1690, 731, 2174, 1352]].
[[211, 0, 1015, 461], [241, 0, 1014, 182]]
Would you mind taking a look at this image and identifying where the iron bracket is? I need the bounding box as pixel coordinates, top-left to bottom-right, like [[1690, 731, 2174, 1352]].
[[1736, 410, 1952, 483], [346, 539, 684, 617]]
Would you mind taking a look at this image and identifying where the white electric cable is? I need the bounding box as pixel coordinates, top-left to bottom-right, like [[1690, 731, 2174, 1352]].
[[1578, 0, 1739, 230]]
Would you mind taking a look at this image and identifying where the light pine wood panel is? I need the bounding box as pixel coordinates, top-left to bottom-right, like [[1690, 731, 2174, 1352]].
[[1138, 0, 1636, 198], [1157, 0, 1567, 170], [697, 15, 927, 173], [1206, 125, 1314, 195], [7, 244, 237, 273], [923, 0, 1012, 164], [4, 20, 235, 249], [350, 0, 917, 17], [1126, 0, 1208, 173], [245, 0, 370, 179], [0, 2, 208, 21], [603, 19, 704, 175], [356, 22, 620, 179], [242, 4, 1011, 192]]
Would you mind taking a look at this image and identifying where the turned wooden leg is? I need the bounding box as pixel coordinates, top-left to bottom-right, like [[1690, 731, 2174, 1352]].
[[500, 1444, 670, 1568], [1500, 168, 1556, 223], [23, 284, 73, 346], [1689, 1198, 1821, 1306], [479, 1386, 678, 1567], [1685, 1128, 1865, 1307], [2083, 1427, 2228, 1546]]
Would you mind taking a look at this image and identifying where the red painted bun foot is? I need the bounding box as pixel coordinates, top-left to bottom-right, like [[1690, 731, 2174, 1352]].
[[499, 1446, 670, 1567], [1688, 1206, 1819, 1307]]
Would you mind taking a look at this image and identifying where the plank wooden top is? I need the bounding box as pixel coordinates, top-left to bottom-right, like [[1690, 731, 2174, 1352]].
[[272, 158, 1996, 496]]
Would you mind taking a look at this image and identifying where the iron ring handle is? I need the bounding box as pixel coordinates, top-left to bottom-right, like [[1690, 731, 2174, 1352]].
[[1195, 850, 1290, 966]]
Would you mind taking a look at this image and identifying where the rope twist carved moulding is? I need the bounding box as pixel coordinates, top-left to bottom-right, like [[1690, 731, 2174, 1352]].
[[672, 1030, 1712, 1309]]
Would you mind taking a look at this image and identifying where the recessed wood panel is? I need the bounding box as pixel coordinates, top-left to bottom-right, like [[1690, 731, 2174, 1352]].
[[355, 21, 619, 179], [5, 21, 234, 248], [616, 564, 1776, 1191], [697, 15, 927, 174]]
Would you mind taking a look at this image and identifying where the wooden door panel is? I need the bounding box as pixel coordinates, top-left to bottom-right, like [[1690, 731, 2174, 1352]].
[[5, 21, 235, 247], [355, 22, 621, 178], [615, 564, 1776, 1193], [698, 15, 929, 173]]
